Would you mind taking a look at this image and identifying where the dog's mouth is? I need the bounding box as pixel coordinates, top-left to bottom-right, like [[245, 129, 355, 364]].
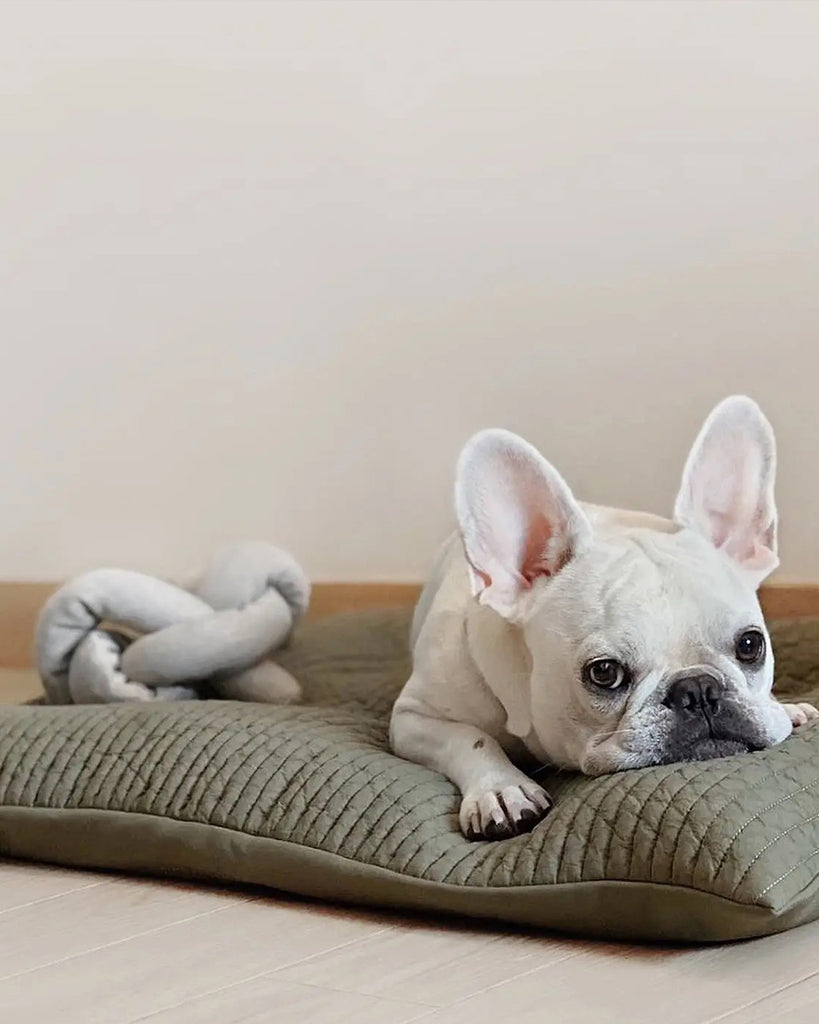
[[657, 728, 765, 765], [581, 713, 772, 775], [670, 736, 759, 762]]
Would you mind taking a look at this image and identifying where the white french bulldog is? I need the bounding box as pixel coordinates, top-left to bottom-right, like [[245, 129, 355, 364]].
[[390, 396, 819, 841]]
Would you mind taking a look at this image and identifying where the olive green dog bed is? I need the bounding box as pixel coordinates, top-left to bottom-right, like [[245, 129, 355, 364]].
[[2, 610, 819, 943]]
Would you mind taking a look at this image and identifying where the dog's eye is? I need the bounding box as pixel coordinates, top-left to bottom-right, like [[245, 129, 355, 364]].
[[735, 629, 766, 665], [583, 658, 629, 690]]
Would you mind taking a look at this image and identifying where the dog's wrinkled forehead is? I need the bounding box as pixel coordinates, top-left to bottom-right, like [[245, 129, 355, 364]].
[[550, 527, 760, 659]]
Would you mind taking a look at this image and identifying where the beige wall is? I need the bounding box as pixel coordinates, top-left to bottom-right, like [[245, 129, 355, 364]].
[[1, 1, 819, 582]]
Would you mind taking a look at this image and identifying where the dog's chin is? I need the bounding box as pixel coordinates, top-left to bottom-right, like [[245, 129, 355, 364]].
[[580, 729, 766, 775], [658, 735, 761, 765]]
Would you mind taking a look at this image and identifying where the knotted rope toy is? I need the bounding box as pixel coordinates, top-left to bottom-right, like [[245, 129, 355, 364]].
[[35, 542, 310, 705]]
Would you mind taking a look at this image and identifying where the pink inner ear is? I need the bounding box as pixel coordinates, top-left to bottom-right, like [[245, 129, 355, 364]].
[[520, 513, 557, 584], [689, 428, 776, 573], [473, 564, 492, 589], [721, 514, 776, 567], [705, 510, 732, 549]]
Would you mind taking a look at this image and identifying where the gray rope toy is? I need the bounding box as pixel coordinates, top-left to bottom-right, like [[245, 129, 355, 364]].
[[35, 542, 310, 705]]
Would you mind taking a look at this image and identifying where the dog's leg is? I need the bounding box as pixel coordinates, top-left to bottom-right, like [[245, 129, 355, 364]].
[[390, 705, 552, 840]]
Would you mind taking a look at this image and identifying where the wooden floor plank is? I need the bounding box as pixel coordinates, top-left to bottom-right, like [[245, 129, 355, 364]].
[[0, 895, 392, 1024], [276, 918, 584, 1007], [0, 860, 105, 914], [0, 875, 244, 981], [414, 922, 819, 1024], [709, 969, 819, 1024], [0, 861, 818, 1024], [131, 975, 431, 1024]]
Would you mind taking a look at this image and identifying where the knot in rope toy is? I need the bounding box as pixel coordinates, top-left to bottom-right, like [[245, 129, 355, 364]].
[[35, 542, 310, 705]]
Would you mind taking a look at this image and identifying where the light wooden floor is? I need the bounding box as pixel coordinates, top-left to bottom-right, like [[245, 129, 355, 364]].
[[2, 670, 819, 1024]]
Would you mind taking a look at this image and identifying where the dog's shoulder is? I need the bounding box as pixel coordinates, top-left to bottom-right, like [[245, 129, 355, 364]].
[[411, 532, 473, 652]]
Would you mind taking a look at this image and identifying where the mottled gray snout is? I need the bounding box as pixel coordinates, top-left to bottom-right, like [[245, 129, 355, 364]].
[[663, 669, 724, 717]]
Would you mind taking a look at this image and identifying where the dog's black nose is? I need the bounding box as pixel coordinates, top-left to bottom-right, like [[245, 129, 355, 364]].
[[664, 674, 723, 716]]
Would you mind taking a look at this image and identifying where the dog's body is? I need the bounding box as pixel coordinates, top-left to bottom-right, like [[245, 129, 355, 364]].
[[390, 397, 818, 840]]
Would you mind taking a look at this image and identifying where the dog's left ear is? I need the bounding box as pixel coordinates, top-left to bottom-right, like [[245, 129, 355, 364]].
[[674, 395, 778, 587]]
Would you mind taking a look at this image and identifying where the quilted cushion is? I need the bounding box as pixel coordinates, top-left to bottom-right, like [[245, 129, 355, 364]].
[[2, 609, 819, 943]]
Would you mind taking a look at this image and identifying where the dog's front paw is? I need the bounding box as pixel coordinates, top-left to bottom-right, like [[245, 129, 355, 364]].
[[460, 782, 552, 841], [782, 702, 819, 729]]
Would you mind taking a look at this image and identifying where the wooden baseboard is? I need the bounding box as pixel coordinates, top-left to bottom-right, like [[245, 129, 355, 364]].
[[1, 580, 818, 669], [305, 582, 421, 620]]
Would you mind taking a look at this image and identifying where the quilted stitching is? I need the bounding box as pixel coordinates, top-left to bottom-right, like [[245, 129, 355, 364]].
[[2, 610, 819, 915]]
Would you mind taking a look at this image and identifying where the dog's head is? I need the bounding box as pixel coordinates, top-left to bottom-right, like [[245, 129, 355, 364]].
[[456, 396, 792, 774]]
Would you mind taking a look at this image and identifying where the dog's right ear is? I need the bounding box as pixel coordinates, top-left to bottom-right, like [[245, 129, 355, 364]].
[[674, 395, 778, 587], [455, 429, 592, 619]]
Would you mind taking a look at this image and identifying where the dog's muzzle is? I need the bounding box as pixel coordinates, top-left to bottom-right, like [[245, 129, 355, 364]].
[[659, 666, 766, 763]]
